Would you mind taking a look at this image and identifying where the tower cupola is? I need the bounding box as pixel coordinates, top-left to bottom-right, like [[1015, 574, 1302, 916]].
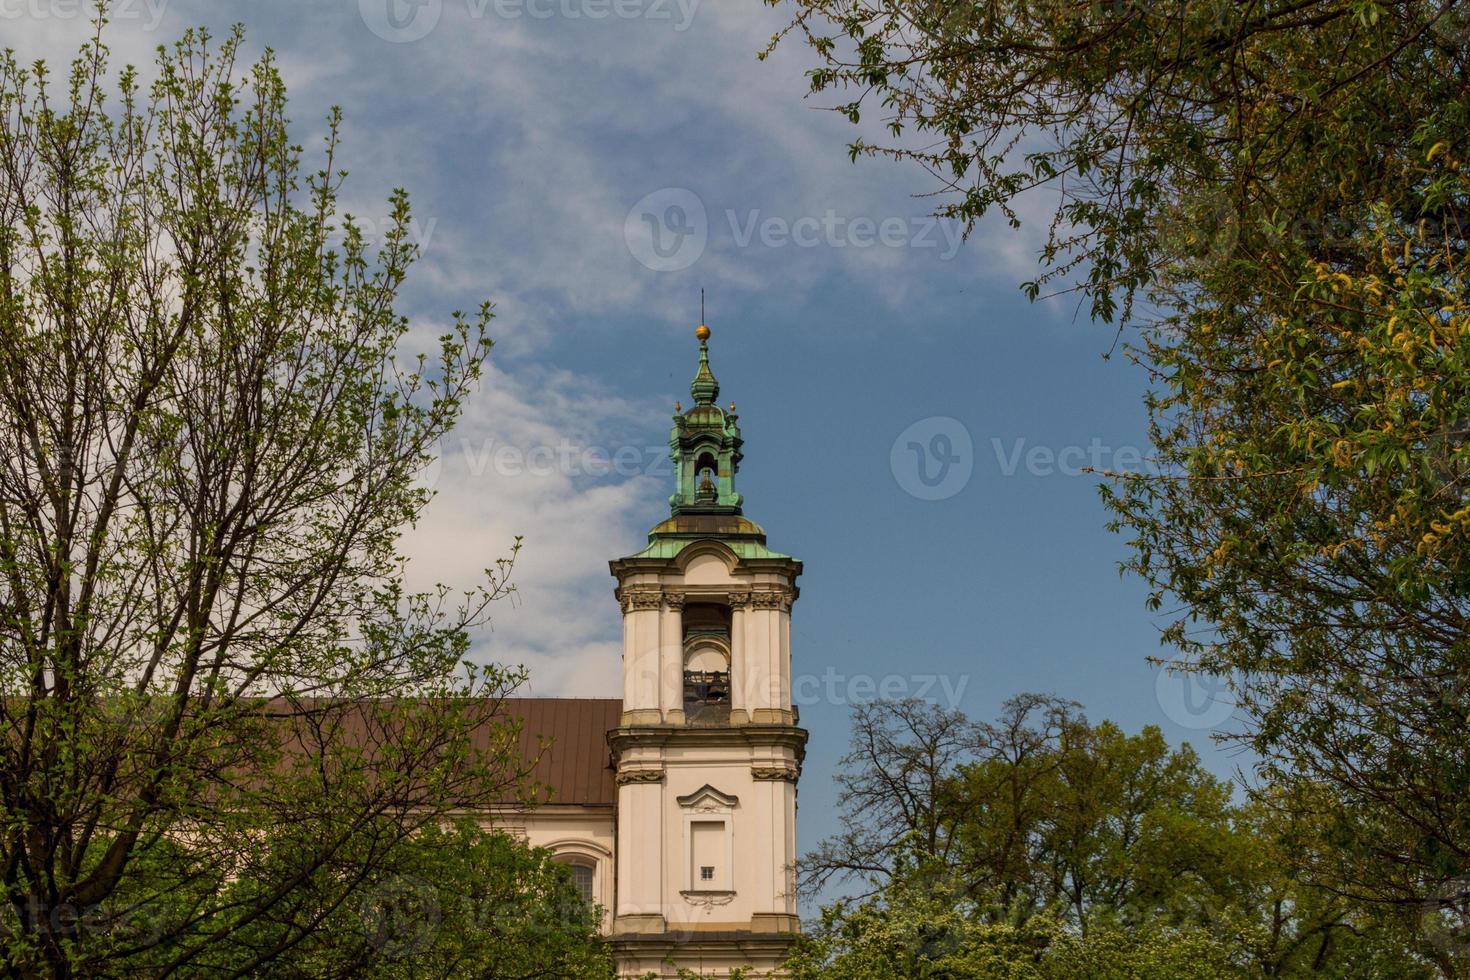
[[669, 326, 743, 515]]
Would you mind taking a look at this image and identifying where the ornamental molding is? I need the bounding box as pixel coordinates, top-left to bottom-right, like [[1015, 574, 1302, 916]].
[[750, 590, 793, 611], [727, 591, 752, 609], [751, 765, 800, 782], [619, 590, 663, 612], [618, 589, 693, 612], [680, 889, 736, 908], [615, 768, 665, 785]]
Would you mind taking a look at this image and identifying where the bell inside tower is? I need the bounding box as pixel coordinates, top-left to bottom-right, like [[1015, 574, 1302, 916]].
[[681, 601, 732, 725]]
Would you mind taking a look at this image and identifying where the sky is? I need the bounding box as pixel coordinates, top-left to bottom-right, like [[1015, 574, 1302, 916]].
[[1, 0, 1249, 907]]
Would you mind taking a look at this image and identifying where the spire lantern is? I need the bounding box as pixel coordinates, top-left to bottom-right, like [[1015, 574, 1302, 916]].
[[668, 324, 743, 515]]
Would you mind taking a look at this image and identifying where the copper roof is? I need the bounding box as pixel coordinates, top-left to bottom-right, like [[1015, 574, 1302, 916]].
[[500, 698, 621, 806]]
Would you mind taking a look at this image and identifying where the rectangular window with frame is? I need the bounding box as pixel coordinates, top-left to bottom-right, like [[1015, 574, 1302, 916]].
[[690, 820, 726, 890]]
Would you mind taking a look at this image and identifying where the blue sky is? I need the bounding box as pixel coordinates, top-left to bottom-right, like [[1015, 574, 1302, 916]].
[[3, 0, 1247, 904]]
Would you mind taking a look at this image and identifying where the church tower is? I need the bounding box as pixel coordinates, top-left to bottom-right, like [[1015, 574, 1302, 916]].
[[607, 325, 806, 978]]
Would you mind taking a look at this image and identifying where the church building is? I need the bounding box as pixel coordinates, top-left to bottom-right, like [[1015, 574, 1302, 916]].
[[497, 325, 807, 978]]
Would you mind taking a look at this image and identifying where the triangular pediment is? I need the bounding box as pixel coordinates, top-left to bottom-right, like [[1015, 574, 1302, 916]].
[[675, 784, 739, 809]]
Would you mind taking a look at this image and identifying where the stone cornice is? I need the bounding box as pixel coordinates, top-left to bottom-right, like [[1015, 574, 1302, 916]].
[[607, 930, 800, 955], [612, 581, 801, 610], [608, 724, 808, 763], [610, 553, 804, 578]]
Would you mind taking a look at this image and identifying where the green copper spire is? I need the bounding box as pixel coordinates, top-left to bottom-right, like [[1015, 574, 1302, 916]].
[[669, 325, 743, 515], [690, 325, 719, 405], [617, 321, 796, 563]]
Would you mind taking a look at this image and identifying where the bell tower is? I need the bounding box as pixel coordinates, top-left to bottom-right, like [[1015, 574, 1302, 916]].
[[607, 325, 806, 979]]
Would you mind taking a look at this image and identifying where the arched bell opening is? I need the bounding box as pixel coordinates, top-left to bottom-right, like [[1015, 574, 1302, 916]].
[[682, 601, 732, 725], [693, 450, 720, 501]]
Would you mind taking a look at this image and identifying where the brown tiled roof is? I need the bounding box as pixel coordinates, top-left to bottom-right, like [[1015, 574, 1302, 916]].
[[499, 698, 621, 806]]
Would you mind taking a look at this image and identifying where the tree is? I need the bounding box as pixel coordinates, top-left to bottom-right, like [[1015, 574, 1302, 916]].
[[763, 0, 1470, 953], [794, 699, 1425, 977], [760, 0, 1462, 321], [290, 819, 616, 979], [802, 696, 1239, 928], [789, 883, 1243, 980], [0, 22, 536, 977]]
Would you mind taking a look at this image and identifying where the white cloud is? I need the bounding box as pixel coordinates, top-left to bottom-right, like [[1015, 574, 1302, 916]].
[[402, 357, 666, 696]]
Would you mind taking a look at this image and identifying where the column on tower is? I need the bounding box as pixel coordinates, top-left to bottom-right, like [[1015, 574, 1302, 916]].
[[728, 592, 749, 725], [620, 586, 662, 725], [659, 592, 685, 724], [741, 590, 796, 724]]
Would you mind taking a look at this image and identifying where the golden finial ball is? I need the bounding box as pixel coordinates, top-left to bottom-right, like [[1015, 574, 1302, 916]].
[[696, 324, 711, 342]]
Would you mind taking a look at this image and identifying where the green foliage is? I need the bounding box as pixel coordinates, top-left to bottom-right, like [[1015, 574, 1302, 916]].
[[794, 699, 1427, 978], [787, 875, 1059, 979], [803, 697, 1241, 929], [0, 19, 551, 977], [789, 861, 1243, 979], [763, 0, 1463, 324], [299, 820, 616, 979]]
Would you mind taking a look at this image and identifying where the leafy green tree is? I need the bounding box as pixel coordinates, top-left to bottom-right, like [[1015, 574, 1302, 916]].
[[0, 22, 543, 977], [803, 696, 1238, 927], [301, 820, 616, 979], [1216, 791, 1433, 978], [761, 0, 1462, 322], [795, 699, 1424, 977], [788, 854, 1243, 979], [763, 0, 1470, 956]]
